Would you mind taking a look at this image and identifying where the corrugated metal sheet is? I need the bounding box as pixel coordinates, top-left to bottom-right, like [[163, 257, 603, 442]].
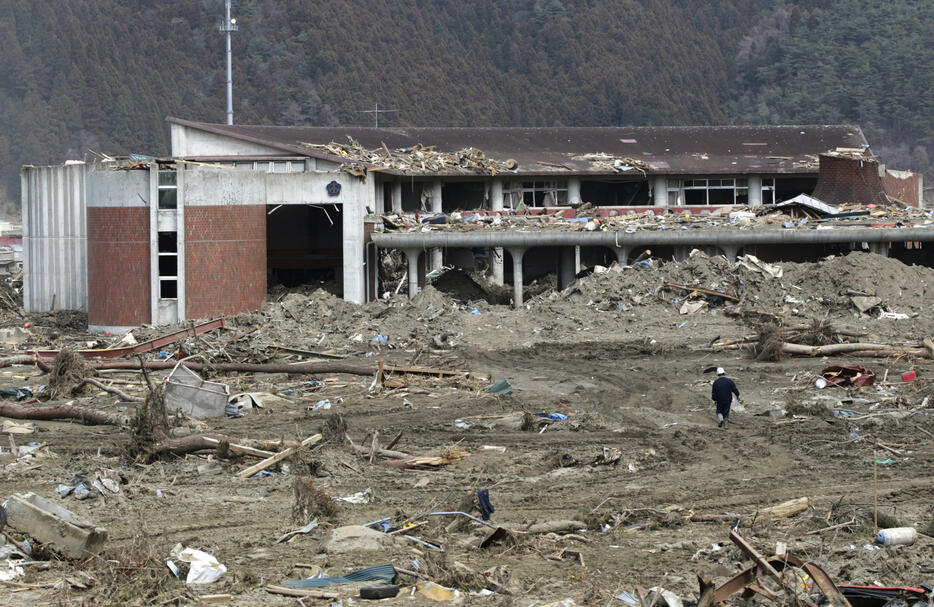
[[21, 164, 88, 312]]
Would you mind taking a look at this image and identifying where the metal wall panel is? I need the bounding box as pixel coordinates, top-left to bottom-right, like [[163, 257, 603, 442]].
[[22, 164, 88, 312]]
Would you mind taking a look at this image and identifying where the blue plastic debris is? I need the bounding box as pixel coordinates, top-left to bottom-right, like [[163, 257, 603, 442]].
[[310, 399, 332, 411], [535, 412, 568, 421], [470, 308, 481, 315], [372, 334, 389, 346], [486, 378, 512, 395], [284, 564, 397, 588]]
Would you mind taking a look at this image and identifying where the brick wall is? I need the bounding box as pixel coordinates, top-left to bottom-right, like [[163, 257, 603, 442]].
[[811, 154, 889, 206], [882, 170, 921, 207], [185, 205, 266, 319], [87, 207, 151, 327]]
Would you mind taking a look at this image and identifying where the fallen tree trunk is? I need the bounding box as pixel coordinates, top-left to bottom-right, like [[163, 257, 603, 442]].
[[760, 496, 809, 518], [781, 343, 930, 358], [843, 348, 930, 358], [0, 355, 46, 369], [139, 434, 307, 460], [350, 443, 411, 460], [80, 360, 375, 376], [0, 401, 129, 426], [689, 513, 742, 522], [783, 342, 895, 355], [76, 377, 144, 402], [525, 520, 588, 534]]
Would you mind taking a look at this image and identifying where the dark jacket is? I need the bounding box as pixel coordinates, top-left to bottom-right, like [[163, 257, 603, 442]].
[[712, 376, 739, 404]]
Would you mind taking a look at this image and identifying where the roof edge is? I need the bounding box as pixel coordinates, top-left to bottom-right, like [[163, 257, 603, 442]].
[[166, 116, 358, 168]]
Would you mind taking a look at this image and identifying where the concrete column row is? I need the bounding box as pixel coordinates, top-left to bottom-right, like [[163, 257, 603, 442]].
[[387, 174, 769, 216]]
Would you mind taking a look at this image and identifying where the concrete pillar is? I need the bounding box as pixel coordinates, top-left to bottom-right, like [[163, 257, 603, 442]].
[[402, 248, 422, 298], [430, 180, 443, 214], [558, 246, 576, 290], [430, 180, 443, 270], [490, 178, 504, 212], [507, 247, 526, 308], [613, 246, 631, 265], [867, 242, 889, 257], [575, 246, 581, 274], [491, 247, 504, 286], [720, 245, 739, 261], [568, 178, 582, 205], [653, 175, 668, 207], [673, 246, 691, 261], [391, 181, 402, 214], [489, 178, 504, 284], [342, 191, 367, 304], [748, 175, 762, 207]]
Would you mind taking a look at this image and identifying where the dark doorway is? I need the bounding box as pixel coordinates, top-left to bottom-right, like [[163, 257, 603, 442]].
[[266, 204, 343, 291]]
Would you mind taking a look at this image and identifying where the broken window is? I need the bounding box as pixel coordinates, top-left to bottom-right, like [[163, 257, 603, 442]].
[[158, 170, 177, 209], [667, 180, 683, 206], [762, 178, 776, 205], [232, 160, 305, 172], [158, 231, 178, 299], [503, 181, 568, 208], [681, 178, 749, 205]]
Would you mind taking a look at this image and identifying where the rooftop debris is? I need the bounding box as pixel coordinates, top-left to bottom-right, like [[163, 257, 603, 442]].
[[300, 137, 513, 176]]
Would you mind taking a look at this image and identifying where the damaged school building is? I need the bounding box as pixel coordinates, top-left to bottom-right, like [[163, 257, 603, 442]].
[[21, 118, 932, 331]]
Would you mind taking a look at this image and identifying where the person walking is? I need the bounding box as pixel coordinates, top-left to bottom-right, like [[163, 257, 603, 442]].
[[711, 367, 740, 428]]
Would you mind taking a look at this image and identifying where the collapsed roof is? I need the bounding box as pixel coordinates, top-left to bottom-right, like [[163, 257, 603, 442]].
[[167, 118, 869, 177]]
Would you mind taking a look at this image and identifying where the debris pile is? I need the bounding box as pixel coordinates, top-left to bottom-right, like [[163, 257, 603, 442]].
[[300, 137, 513, 176]]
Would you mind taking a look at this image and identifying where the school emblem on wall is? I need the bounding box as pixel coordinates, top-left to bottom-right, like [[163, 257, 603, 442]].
[[326, 180, 341, 196]]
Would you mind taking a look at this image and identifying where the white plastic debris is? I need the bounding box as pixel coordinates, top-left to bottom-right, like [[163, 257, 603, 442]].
[[169, 544, 227, 584], [334, 488, 373, 504]]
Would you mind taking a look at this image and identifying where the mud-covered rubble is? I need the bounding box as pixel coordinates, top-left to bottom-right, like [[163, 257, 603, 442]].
[[0, 251, 933, 606]]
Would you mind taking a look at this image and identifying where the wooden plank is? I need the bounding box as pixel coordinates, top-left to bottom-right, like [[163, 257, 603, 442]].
[[202, 437, 276, 458], [666, 283, 740, 302], [265, 585, 339, 599], [384, 365, 489, 380], [237, 434, 322, 479]]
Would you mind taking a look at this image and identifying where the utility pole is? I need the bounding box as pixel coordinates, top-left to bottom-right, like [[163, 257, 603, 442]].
[[219, 0, 238, 125], [359, 103, 399, 128]]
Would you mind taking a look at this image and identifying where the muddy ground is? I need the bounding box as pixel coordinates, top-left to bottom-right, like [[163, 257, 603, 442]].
[[0, 251, 932, 606]]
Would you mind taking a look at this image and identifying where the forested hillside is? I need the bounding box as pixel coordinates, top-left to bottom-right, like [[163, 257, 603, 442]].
[[1, 0, 931, 217]]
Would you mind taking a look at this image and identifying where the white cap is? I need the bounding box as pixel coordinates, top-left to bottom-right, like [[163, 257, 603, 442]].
[[716, 367, 725, 376]]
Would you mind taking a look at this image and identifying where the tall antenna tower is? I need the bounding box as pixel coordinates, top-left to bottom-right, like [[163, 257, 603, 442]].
[[219, 0, 238, 125]]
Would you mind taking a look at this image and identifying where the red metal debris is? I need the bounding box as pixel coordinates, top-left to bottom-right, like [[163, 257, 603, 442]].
[[28, 318, 225, 360], [821, 365, 876, 387]]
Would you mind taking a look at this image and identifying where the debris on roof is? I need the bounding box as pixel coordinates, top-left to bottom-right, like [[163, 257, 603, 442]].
[[300, 137, 513, 176]]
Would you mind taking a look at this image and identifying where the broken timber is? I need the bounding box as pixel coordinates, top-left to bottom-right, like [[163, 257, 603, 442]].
[[383, 365, 489, 380], [666, 283, 740, 302], [236, 434, 322, 478]]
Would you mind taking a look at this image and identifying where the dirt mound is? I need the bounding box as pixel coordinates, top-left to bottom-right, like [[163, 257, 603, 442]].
[[430, 269, 499, 304]]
